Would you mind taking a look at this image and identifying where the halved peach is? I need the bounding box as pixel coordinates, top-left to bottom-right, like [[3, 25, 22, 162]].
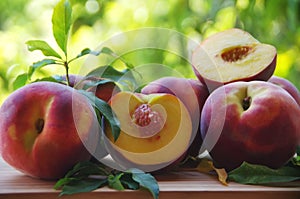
[[104, 91, 192, 171], [192, 28, 277, 92]]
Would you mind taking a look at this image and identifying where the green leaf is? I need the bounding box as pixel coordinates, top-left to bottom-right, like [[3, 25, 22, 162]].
[[108, 173, 125, 191], [67, 48, 102, 64], [13, 73, 28, 90], [54, 161, 160, 198], [292, 146, 300, 166], [52, 0, 72, 54], [54, 161, 110, 195], [69, 46, 136, 65], [79, 78, 115, 90], [100, 47, 134, 69], [86, 65, 127, 82], [120, 173, 140, 190], [228, 162, 300, 185], [54, 177, 77, 190], [64, 161, 95, 178], [86, 65, 137, 91], [28, 59, 57, 78], [100, 46, 115, 55], [75, 48, 101, 58], [78, 90, 121, 141], [26, 40, 61, 59], [64, 161, 109, 179], [32, 76, 62, 84], [59, 178, 107, 196], [129, 168, 159, 199]]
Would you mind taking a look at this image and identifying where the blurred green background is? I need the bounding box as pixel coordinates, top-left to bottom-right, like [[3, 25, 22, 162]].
[[0, 0, 299, 104]]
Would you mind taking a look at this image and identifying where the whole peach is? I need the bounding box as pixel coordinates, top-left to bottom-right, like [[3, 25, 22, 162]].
[[0, 82, 99, 179], [201, 81, 300, 171]]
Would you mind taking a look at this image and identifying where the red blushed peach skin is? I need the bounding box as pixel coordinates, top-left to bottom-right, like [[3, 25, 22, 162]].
[[104, 91, 192, 169], [268, 76, 300, 106], [201, 81, 300, 171], [0, 82, 99, 180], [61, 74, 121, 102], [141, 77, 209, 157]]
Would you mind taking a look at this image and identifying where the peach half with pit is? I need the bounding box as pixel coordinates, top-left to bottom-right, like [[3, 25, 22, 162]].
[[192, 28, 277, 92], [103, 91, 193, 171]]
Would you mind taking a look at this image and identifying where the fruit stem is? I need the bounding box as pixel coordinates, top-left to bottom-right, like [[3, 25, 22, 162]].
[[242, 96, 251, 111], [64, 61, 71, 86]]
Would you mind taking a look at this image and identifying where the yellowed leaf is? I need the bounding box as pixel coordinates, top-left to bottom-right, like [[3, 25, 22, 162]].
[[194, 158, 228, 185], [214, 167, 228, 186], [195, 158, 215, 173]]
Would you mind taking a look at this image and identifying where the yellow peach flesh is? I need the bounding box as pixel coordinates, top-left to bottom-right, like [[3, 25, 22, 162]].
[[105, 92, 192, 165]]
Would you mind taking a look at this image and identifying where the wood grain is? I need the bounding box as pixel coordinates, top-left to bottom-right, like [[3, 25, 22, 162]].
[[0, 158, 299, 199]]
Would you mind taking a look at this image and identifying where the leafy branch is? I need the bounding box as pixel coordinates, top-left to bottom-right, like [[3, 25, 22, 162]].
[[54, 161, 159, 199], [15, 0, 134, 90], [26, 0, 73, 85]]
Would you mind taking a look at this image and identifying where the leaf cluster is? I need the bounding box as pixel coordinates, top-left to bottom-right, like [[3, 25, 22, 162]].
[[228, 146, 300, 185], [14, 0, 134, 90], [189, 147, 300, 186], [54, 161, 159, 199]]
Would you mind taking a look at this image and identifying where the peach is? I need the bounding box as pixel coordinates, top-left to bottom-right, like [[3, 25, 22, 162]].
[[201, 81, 300, 171], [103, 91, 193, 172], [0, 82, 99, 179], [141, 77, 209, 158], [192, 28, 277, 92]]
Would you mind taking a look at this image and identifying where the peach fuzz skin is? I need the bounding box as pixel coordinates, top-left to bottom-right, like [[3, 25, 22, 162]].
[[0, 82, 98, 180], [268, 75, 300, 106], [141, 77, 209, 158], [200, 81, 300, 171]]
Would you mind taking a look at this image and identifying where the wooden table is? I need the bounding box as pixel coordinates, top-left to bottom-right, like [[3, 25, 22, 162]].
[[0, 157, 299, 199]]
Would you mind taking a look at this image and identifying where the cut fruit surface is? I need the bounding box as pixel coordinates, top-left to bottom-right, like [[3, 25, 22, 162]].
[[192, 28, 277, 92], [104, 91, 192, 168]]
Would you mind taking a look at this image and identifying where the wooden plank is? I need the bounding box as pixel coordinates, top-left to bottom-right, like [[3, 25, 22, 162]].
[[0, 158, 299, 199]]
